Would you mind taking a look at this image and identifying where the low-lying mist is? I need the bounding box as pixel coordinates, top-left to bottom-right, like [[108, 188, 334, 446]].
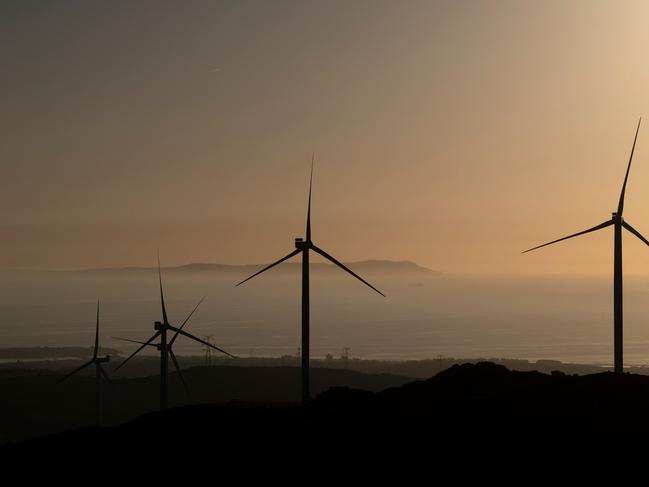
[[1, 264, 649, 365]]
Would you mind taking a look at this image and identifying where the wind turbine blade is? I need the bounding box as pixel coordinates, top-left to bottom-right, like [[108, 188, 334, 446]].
[[618, 117, 642, 216], [169, 349, 191, 400], [57, 360, 94, 384], [112, 336, 157, 347], [310, 245, 386, 297], [169, 296, 206, 347], [306, 153, 314, 242], [93, 300, 100, 359], [98, 364, 111, 383], [158, 250, 169, 325], [622, 221, 649, 247], [235, 249, 301, 287], [170, 327, 236, 358], [115, 332, 161, 370], [521, 220, 614, 254]]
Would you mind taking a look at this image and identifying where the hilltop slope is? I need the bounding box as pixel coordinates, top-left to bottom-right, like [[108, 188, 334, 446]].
[[4, 362, 649, 480]]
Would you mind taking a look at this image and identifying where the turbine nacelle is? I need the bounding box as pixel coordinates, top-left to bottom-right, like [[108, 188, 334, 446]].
[[96, 355, 110, 363], [295, 237, 309, 250], [154, 321, 165, 331], [612, 212, 623, 223]]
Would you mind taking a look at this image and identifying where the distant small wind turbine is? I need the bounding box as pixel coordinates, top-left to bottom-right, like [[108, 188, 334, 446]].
[[116, 254, 234, 410], [58, 301, 110, 426], [522, 118, 649, 373], [236, 155, 385, 403]]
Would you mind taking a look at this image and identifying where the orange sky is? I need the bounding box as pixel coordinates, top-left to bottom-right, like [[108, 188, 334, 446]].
[[3, 1, 649, 275]]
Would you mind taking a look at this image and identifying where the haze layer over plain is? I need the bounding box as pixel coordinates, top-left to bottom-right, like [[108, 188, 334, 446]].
[[3, 1, 649, 275], [2, 268, 649, 365]]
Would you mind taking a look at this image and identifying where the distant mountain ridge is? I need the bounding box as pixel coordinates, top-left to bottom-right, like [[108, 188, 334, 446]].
[[69, 260, 442, 277]]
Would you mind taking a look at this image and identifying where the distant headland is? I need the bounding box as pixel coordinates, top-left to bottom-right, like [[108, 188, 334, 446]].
[[62, 260, 444, 277]]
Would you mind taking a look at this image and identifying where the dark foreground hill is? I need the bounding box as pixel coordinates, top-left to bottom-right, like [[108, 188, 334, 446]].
[[4, 362, 649, 480], [0, 365, 411, 445]]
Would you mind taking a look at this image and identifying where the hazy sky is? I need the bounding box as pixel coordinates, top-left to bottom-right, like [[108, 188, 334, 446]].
[[3, 0, 649, 275]]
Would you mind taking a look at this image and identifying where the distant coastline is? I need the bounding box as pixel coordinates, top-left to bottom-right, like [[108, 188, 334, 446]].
[[2, 346, 641, 378]]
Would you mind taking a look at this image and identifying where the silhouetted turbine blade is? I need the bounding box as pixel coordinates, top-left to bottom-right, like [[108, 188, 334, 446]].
[[113, 336, 157, 347], [618, 117, 642, 216], [98, 364, 111, 382], [116, 332, 161, 370], [57, 360, 94, 384], [235, 249, 301, 287], [93, 300, 100, 359], [622, 221, 649, 247], [306, 153, 314, 242], [169, 349, 191, 400], [158, 250, 169, 325], [311, 245, 386, 297], [169, 295, 206, 347], [170, 327, 236, 358], [521, 220, 614, 254]]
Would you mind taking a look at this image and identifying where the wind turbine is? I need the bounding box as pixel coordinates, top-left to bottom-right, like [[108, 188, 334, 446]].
[[236, 156, 385, 403], [522, 118, 648, 373], [58, 301, 110, 426], [112, 296, 206, 401], [116, 255, 235, 410]]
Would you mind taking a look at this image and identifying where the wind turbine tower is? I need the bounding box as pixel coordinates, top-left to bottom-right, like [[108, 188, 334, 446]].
[[58, 301, 110, 426], [237, 156, 385, 403], [523, 119, 649, 373]]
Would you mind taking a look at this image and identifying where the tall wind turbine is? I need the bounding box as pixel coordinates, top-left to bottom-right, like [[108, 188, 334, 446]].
[[58, 301, 110, 425], [522, 118, 649, 373], [236, 156, 385, 403], [116, 255, 235, 410]]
